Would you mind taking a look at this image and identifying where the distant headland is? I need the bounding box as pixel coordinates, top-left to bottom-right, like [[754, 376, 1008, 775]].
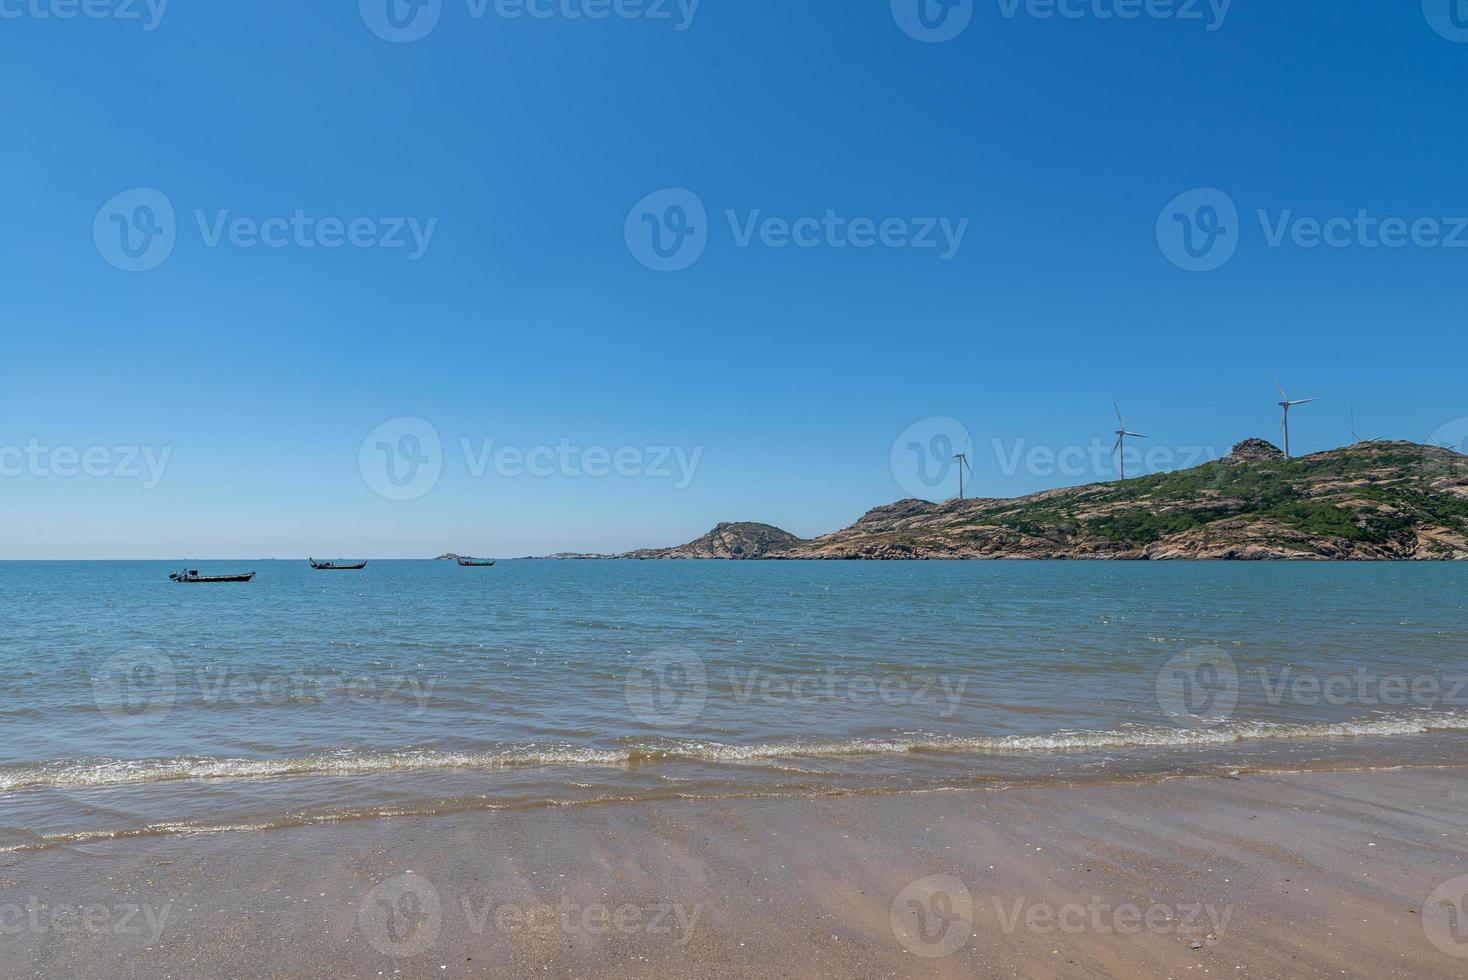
[[547, 440, 1468, 561]]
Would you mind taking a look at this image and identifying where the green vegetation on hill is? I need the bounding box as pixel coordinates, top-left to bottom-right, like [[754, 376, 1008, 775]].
[[1056, 445, 1464, 548], [813, 441, 1468, 559], [603, 440, 1468, 561]]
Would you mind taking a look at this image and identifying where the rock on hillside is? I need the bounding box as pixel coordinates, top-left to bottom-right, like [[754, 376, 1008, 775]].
[[622, 522, 807, 560], [1226, 438, 1286, 462]]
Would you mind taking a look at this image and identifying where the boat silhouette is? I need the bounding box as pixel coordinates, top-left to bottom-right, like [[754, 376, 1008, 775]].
[[169, 569, 256, 583]]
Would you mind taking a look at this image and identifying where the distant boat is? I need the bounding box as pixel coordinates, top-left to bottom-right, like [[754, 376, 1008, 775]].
[[309, 559, 368, 570], [456, 557, 496, 567], [170, 569, 256, 583]]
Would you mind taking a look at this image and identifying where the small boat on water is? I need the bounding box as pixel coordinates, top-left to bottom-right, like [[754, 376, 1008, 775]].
[[169, 569, 256, 583], [309, 559, 368, 570], [456, 557, 496, 567]]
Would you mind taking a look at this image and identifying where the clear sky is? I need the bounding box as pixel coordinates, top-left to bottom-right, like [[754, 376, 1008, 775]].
[[2, 1, 1466, 559]]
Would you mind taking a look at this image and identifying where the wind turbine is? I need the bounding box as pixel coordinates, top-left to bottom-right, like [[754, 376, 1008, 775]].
[[1348, 405, 1380, 445], [1274, 380, 1316, 459], [1113, 403, 1147, 481], [951, 451, 972, 500]]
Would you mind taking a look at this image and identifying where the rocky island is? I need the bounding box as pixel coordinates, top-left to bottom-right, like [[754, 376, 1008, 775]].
[[569, 440, 1468, 561]]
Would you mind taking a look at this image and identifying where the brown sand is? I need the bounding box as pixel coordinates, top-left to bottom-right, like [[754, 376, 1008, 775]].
[[2, 766, 1466, 978]]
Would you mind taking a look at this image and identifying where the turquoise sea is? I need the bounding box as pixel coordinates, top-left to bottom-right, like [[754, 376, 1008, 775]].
[[2, 560, 1465, 851]]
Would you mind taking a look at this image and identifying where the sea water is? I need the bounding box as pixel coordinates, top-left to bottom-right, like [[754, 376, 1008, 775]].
[[2, 559, 1465, 850]]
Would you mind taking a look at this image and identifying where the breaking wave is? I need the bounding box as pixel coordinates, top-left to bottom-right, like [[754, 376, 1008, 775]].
[[5, 711, 1467, 792]]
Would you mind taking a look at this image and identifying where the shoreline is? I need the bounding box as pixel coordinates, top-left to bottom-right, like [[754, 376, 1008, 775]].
[[8, 726, 1468, 856], [5, 766, 1466, 978]]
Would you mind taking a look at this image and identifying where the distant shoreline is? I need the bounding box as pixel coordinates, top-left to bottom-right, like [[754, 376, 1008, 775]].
[[550, 439, 1468, 562]]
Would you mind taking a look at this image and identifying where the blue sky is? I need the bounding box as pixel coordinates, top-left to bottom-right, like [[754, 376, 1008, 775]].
[[2, 1, 1466, 558]]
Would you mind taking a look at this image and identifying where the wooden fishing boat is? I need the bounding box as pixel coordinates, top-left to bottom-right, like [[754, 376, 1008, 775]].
[[169, 569, 256, 583], [309, 559, 368, 570], [456, 557, 496, 567]]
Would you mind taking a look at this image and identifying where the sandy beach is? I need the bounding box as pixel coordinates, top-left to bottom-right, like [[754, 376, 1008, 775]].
[[3, 765, 1465, 978]]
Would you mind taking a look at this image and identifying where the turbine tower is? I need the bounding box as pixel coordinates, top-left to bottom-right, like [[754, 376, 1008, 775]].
[[1274, 380, 1316, 459], [1348, 405, 1379, 445], [1113, 403, 1147, 481], [951, 452, 972, 501]]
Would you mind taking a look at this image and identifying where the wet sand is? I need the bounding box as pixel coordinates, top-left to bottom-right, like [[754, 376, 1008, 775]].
[[3, 765, 1466, 978]]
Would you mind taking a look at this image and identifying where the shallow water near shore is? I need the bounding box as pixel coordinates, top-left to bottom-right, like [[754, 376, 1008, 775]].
[[2, 559, 1465, 850]]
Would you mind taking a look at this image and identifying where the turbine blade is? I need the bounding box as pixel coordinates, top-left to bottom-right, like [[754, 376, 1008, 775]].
[[1114, 402, 1123, 426], [1113, 437, 1123, 454], [1290, 398, 1317, 406], [1126, 432, 1149, 438], [1273, 378, 1288, 400]]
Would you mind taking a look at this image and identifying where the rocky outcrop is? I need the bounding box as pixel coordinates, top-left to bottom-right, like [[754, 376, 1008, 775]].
[[1226, 438, 1285, 462], [623, 522, 807, 560]]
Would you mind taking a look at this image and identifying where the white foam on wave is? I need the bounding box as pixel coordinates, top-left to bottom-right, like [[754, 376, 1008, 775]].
[[4, 712, 1466, 792]]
